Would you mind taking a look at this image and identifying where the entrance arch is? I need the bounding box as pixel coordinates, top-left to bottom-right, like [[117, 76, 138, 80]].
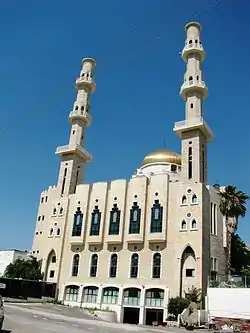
[[180, 245, 196, 296], [44, 249, 57, 281]]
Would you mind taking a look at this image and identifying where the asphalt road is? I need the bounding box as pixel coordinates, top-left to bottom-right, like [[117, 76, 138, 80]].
[[2, 304, 143, 333], [2, 303, 208, 333]]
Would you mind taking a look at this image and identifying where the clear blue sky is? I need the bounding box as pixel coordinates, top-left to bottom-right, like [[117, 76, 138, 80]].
[[0, 0, 249, 250]]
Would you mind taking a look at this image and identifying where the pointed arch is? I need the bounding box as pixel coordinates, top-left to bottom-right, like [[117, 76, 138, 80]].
[[44, 249, 57, 281], [181, 195, 187, 205], [181, 220, 187, 230], [192, 194, 198, 204], [191, 219, 197, 229], [179, 245, 196, 297]]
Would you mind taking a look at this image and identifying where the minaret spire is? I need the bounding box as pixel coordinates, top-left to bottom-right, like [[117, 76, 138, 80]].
[[55, 58, 96, 196], [174, 22, 213, 184]]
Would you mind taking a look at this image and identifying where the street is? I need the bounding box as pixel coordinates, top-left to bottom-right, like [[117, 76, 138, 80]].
[[1, 303, 158, 333]]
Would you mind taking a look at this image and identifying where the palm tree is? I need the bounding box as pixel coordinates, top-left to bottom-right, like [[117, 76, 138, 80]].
[[218, 185, 249, 276]]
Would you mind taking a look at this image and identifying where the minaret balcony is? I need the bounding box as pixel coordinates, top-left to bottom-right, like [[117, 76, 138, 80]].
[[75, 76, 96, 93], [182, 42, 205, 62], [173, 117, 213, 141], [55, 144, 92, 162], [180, 79, 208, 100], [69, 110, 92, 126]]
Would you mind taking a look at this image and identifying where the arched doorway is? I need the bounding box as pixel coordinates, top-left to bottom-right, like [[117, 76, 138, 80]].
[[122, 288, 141, 324], [180, 245, 196, 296], [145, 288, 164, 325], [44, 249, 57, 281]]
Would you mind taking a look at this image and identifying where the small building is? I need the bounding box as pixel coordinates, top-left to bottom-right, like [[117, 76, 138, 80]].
[[0, 249, 29, 276]]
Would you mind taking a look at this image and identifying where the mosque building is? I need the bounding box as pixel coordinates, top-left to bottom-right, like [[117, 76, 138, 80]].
[[32, 21, 227, 325]]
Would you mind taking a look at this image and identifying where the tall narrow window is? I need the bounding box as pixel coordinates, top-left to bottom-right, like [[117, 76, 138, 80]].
[[61, 167, 67, 196], [181, 195, 187, 205], [213, 203, 217, 235], [90, 206, 101, 236], [210, 202, 213, 234], [192, 194, 198, 204], [109, 204, 121, 235], [74, 166, 80, 194], [72, 207, 83, 237], [90, 254, 98, 277], [150, 200, 163, 233], [188, 147, 192, 179], [152, 253, 161, 278], [202, 146, 205, 182], [72, 254, 79, 276], [130, 253, 139, 278], [109, 254, 118, 278], [129, 202, 141, 234]]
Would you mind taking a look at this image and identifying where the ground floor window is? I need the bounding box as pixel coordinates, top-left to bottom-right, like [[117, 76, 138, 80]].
[[102, 287, 119, 304], [123, 288, 140, 306], [65, 285, 79, 302], [82, 286, 98, 303], [145, 289, 164, 307]]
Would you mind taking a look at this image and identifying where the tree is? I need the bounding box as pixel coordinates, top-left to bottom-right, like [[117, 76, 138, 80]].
[[218, 185, 249, 275], [168, 296, 190, 320], [4, 256, 43, 280], [231, 233, 250, 275], [185, 286, 203, 303]]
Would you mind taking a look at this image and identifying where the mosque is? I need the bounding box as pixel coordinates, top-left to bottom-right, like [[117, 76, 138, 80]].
[[32, 21, 227, 325]]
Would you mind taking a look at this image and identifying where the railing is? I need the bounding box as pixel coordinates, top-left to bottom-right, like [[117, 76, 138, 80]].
[[69, 110, 92, 121], [208, 274, 250, 288], [183, 42, 204, 51], [174, 117, 208, 129], [181, 79, 207, 90], [75, 77, 96, 86], [56, 144, 91, 159]]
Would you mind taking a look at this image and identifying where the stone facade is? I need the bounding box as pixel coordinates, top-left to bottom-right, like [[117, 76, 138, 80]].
[[31, 22, 227, 325]]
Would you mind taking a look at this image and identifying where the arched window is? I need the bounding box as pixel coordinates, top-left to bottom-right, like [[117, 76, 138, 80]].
[[75, 106, 78, 110], [59, 207, 63, 214], [83, 286, 98, 303], [72, 254, 79, 277], [130, 253, 139, 278], [103, 287, 119, 304], [189, 76, 193, 81], [181, 195, 187, 205], [191, 219, 197, 229], [152, 253, 161, 278], [181, 220, 187, 230], [150, 200, 163, 233], [189, 40, 192, 44], [81, 106, 84, 111], [192, 194, 198, 204], [129, 202, 141, 234], [109, 254, 118, 278], [65, 285, 79, 302], [53, 208, 56, 215], [50, 228, 53, 236], [90, 206, 101, 236], [90, 254, 98, 277], [72, 207, 83, 237], [109, 204, 120, 235], [57, 228, 60, 236], [190, 103, 193, 108]]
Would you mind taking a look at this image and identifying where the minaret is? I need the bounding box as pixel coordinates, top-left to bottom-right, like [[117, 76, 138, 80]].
[[55, 58, 96, 196], [174, 22, 213, 184]]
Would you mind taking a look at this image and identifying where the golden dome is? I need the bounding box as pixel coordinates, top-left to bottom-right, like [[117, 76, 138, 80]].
[[141, 149, 181, 167]]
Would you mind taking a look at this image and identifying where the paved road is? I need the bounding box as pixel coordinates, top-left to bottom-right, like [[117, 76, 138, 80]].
[[2, 304, 144, 333], [2, 303, 207, 333]]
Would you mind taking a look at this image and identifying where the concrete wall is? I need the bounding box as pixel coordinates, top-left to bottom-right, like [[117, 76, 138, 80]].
[[0, 250, 28, 276], [207, 288, 250, 319]]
